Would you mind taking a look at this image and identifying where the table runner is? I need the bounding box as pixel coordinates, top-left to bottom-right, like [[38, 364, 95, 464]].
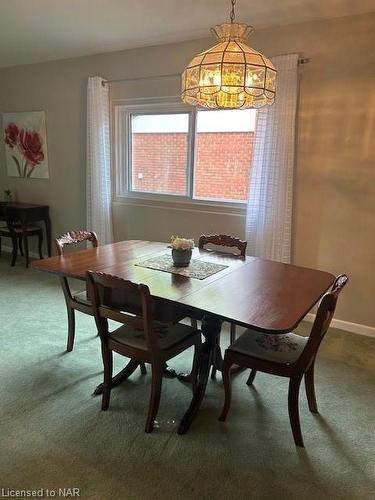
[[135, 254, 228, 280]]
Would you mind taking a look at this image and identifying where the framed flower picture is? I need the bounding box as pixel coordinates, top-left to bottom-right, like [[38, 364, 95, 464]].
[[2, 111, 49, 179]]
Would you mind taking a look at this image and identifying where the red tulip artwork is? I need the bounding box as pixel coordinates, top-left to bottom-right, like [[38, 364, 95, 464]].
[[3, 111, 49, 178]]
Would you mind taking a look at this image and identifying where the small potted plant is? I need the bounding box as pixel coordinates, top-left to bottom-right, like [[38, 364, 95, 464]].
[[170, 236, 194, 267], [4, 189, 13, 203]]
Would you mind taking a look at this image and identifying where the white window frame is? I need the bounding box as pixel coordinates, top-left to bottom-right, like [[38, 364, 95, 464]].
[[113, 99, 249, 209]]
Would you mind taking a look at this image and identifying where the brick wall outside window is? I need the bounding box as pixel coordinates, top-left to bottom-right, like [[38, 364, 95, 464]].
[[132, 132, 188, 195], [132, 131, 254, 201]]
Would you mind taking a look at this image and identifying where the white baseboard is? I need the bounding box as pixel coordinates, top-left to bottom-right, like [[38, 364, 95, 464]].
[[1, 244, 40, 259], [305, 313, 375, 338]]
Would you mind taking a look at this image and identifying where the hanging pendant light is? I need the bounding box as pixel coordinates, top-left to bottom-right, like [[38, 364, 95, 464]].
[[181, 0, 277, 109]]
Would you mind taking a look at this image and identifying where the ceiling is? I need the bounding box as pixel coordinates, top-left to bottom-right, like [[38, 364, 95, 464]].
[[0, 0, 373, 68]]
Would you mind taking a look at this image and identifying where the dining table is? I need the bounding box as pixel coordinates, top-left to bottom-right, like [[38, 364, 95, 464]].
[[32, 239, 335, 434]]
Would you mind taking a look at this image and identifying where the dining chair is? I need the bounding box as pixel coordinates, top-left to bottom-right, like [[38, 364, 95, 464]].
[[193, 233, 247, 378], [0, 206, 43, 267], [55, 230, 99, 352], [219, 274, 348, 447], [87, 270, 201, 433]]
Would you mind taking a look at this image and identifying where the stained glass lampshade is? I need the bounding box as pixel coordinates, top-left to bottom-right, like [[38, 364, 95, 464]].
[[181, 23, 277, 109]]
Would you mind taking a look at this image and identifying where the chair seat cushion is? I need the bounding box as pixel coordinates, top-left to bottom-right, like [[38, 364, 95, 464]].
[[110, 321, 197, 351], [228, 329, 308, 365], [72, 290, 91, 306]]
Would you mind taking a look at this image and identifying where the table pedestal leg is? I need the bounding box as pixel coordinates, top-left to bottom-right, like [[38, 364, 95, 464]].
[[210, 335, 224, 379], [178, 314, 222, 435], [93, 360, 176, 395], [93, 359, 141, 395]]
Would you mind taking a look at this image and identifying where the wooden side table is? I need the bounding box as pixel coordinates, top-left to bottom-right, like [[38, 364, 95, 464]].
[[0, 202, 51, 267]]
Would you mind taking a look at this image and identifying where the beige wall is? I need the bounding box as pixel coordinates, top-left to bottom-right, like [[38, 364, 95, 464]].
[[0, 13, 374, 326]]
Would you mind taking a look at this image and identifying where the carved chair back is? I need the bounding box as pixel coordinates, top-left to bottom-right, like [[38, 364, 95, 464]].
[[198, 234, 247, 257], [54, 230, 99, 306], [87, 271, 161, 353], [55, 230, 98, 256], [297, 274, 348, 370]]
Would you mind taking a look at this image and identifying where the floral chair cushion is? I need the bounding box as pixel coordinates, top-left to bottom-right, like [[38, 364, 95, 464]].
[[110, 321, 196, 351], [228, 329, 308, 365]]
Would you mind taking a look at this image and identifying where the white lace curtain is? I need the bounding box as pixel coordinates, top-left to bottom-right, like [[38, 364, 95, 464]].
[[246, 54, 299, 263], [86, 76, 113, 245]]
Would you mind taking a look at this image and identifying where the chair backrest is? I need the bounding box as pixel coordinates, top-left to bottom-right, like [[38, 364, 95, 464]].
[[298, 274, 348, 369], [87, 271, 160, 352], [198, 234, 247, 257], [55, 230, 98, 255]]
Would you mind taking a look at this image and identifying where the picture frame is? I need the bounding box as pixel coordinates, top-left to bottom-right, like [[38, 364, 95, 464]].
[[2, 111, 49, 179]]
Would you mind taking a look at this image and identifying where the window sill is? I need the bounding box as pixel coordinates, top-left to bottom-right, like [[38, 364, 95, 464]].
[[113, 194, 247, 217]]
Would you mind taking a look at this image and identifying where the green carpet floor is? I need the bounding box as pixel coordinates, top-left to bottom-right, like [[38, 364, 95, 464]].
[[0, 255, 374, 500]]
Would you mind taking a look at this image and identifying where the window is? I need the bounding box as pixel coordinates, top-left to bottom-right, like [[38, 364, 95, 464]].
[[116, 103, 256, 204], [194, 109, 255, 202], [131, 113, 189, 196]]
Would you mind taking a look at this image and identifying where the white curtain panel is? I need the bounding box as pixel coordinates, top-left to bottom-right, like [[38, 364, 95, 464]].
[[86, 76, 114, 245], [246, 54, 299, 263]]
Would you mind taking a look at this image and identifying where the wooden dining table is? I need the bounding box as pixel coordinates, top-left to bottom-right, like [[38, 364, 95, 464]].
[[32, 240, 335, 434]]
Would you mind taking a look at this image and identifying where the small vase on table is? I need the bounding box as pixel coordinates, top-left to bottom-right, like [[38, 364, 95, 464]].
[[172, 248, 192, 267], [170, 236, 194, 267]]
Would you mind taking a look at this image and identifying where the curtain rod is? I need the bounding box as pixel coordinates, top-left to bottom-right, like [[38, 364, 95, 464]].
[[102, 72, 179, 86], [101, 57, 310, 86]]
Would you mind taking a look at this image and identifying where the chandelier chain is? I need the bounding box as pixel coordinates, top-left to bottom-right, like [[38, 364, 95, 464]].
[[230, 0, 236, 23]]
